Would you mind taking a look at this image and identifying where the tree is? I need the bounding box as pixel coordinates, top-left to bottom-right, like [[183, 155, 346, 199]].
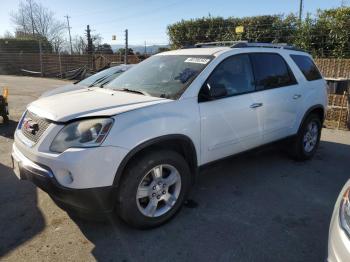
[[72, 35, 87, 54], [2, 31, 14, 38], [95, 43, 113, 54], [10, 0, 66, 52], [157, 47, 171, 53], [166, 7, 350, 58], [116, 48, 134, 55]]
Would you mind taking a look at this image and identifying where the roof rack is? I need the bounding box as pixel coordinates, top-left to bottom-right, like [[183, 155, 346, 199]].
[[231, 42, 304, 51], [194, 41, 248, 48]]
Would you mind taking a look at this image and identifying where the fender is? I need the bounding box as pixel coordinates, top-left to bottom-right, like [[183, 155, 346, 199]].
[[297, 104, 325, 132], [113, 134, 198, 186]]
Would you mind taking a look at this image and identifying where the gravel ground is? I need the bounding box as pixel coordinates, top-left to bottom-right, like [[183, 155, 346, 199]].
[[0, 75, 349, 262]]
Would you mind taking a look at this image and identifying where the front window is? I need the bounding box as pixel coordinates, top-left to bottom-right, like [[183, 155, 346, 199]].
[[106, 55, 213, 99]]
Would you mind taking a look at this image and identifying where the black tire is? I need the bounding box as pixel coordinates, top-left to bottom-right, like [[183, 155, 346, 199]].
[[289, 113, 322, 161], [116, 150, 191, 229]]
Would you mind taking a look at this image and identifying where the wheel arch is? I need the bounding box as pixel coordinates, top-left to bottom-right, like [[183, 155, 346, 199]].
[[113, 134, 199, 187], [298, 104, 325, 132]]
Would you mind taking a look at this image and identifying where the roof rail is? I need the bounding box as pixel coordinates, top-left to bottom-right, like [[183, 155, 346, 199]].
[[194, 41, 248, 48], [231, 42, 304, 51]]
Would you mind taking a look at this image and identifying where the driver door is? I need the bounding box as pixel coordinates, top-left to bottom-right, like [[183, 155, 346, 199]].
[[198, 54, 263, 164]]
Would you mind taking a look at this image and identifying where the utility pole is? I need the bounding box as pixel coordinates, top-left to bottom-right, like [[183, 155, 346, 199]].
[[299, 0, 303, 22], [65, 15, 73, 54], [86, 25, 92, 54], [86, 25, 94, 70], [144, 41, 147, 55], [125, 29, 128, 64]]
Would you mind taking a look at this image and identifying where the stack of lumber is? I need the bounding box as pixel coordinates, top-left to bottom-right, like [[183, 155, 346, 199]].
[[325, 92, 349, 130]]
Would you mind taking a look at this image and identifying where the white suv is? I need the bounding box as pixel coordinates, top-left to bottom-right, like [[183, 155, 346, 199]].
[[12, 42, 327, 228]]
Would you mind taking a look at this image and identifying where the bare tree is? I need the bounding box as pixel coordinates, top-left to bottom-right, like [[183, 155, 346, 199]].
[[71, 34, 104, 54], [2, 31, 14, 38], [10, 0, 66, 52], [72, 35, 87, 54]]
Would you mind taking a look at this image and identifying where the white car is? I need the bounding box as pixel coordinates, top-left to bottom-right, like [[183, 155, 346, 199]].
[[11, 42, 327, 228], [40, 64, 133, 98], [328, 180, 350, 261]]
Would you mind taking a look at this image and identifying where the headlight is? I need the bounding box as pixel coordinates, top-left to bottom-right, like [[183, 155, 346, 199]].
[[50, 118, 114, 153], [339, 187, 350, 237]]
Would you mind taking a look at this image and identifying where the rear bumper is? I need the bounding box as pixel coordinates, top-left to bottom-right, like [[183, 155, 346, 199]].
[[11, 145, 115, 215]]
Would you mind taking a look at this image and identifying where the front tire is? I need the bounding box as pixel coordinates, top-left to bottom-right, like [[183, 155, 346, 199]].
[[289, 113, 322, 161], [116, 150, 191, 229]]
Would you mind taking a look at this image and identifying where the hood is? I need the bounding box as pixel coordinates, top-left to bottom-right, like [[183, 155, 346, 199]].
[[28, 87, 169, 122], [40, 83, 86, 98]]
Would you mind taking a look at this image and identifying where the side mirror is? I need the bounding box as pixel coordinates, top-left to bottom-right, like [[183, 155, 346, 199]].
[[199, 82, 227, 102]]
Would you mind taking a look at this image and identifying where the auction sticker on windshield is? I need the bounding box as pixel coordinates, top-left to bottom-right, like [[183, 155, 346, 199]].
[[184, 58, 211, 64]]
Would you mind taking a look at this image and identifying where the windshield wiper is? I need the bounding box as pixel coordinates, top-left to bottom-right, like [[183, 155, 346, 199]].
[[88, 76, 108, 87], [115, 88, 149, 96]]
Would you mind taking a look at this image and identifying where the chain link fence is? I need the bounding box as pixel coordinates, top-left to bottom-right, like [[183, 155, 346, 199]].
[[0, 39, 146, 79]]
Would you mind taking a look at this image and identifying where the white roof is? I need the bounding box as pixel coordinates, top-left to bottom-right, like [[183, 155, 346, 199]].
[[156, 45, 308, 57]]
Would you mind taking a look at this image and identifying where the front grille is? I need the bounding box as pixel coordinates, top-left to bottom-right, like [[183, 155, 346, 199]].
[[21, 111, 50, 143]]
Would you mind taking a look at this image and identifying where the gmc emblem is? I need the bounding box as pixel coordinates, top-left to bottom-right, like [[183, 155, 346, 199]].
[[23, 118, 39, 135]]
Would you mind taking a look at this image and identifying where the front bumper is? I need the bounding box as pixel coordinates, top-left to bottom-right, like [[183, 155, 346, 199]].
[[328, 210, 350, 262], [328, 181, 350, 262], [12, 142, 116, 214]]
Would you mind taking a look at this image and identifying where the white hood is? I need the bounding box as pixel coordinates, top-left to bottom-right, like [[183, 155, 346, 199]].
[[28, 87, 169, 122]]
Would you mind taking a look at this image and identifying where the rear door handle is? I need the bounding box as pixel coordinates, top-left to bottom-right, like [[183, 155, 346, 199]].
[[293, 94, 302, 100], [250, 103, 263, 109]]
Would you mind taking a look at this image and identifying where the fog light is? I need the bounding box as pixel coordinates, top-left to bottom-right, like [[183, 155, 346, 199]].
[[56, 169, 74, 185]]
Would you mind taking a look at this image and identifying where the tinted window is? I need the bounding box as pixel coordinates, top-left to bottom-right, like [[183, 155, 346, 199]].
[[290, 54, 322, 81], [206, 54, 255, 97], [250, 53, 297, 90]]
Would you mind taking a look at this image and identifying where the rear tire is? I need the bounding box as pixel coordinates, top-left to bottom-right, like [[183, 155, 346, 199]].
[[116, 150, 191, 229], [289, 113, 322, 161]]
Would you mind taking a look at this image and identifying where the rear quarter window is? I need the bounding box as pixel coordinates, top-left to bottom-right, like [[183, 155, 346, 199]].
[[290, 55, 322, 81]]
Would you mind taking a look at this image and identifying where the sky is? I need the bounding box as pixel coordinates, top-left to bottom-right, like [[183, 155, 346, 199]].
[[0, 0, 346, 46]]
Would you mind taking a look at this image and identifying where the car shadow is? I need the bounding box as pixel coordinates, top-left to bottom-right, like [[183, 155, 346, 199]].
[[0, 119, 18, 139], [70, 139, 350, 262], [0, 162, 45, 258]]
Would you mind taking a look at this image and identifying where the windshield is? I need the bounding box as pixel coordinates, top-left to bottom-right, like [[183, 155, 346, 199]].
[[106, 55, 213, 99], [78, 66, 129, 87]]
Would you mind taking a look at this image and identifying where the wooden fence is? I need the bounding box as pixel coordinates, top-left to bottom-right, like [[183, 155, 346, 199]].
[[0, 53, 350, 79], [0, 53, 142, 76], [315, 58, 350, 79]]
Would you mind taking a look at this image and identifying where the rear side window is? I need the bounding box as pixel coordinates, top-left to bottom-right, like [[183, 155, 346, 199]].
[[250, 53, 297, 90], [290, 55, 322, 81]]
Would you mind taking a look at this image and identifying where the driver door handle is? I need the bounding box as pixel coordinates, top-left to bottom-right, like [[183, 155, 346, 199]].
[[250, 103, 263, 109], [293, 94, 302, 100]]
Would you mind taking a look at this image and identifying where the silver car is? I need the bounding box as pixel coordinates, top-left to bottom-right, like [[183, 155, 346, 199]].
[[328, 179, 350, 261], [41, 64, 133, 97]]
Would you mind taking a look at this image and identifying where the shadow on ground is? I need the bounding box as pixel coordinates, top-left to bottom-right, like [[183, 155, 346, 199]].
[[0, 163, 45, 257], [69, 140, 350, 262], [0, 120, 18, 139]]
